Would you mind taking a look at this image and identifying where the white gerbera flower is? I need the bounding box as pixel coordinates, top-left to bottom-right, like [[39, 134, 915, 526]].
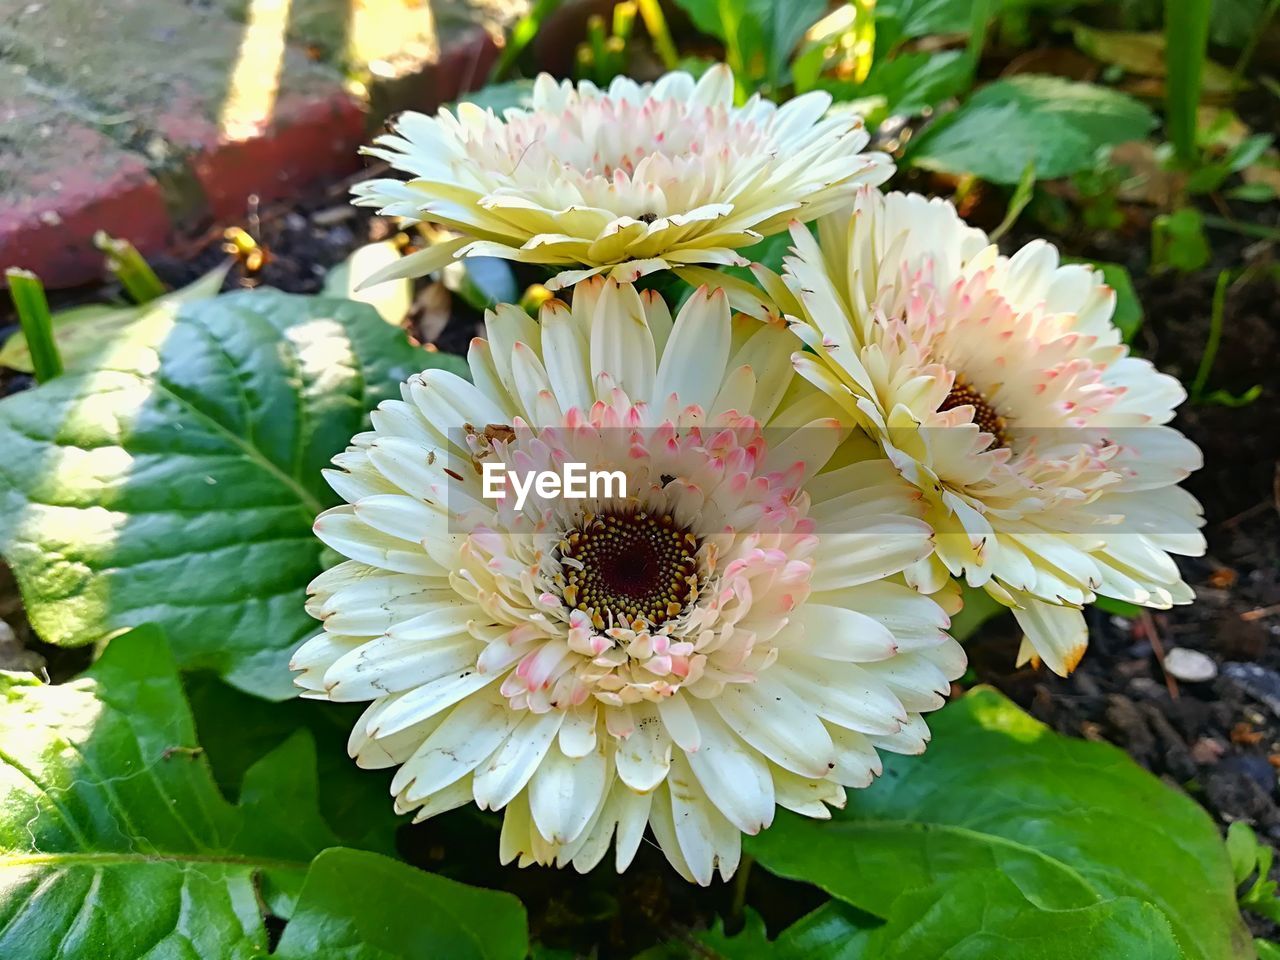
[[351, 65, 890, 291], [777, 187, 1205, 676], [291, 277, 964, 884]]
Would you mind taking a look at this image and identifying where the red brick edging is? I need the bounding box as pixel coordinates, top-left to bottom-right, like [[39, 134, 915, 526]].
[[1, 30, 499, 290]]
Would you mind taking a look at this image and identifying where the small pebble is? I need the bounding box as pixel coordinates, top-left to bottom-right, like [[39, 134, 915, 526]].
[[1163, 647, 1218, 683], [1127, 677, 1163, 700], [1190, 737, 1226, 764], [1223, 662, 1280, 718]]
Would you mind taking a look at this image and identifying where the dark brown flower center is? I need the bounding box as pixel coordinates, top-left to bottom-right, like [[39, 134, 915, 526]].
[[557, 510, 700, 630], [940, 374, 1009, 449]]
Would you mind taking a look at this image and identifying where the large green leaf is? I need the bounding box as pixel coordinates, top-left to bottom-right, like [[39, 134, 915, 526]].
[[0, 625, 528, 959], [906, 75, 1157, 183], [0, 288, 465, 699], [746, 688, 1252, 960], [858, 872, 1184, 959], [672, 884, 1182, 960], [275, 848, 529, 960]]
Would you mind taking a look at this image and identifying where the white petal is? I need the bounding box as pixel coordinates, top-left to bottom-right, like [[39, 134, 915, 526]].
[[808, 517, 935, 590], [473, 710, 565, 810], [1010, 593, 1088, 676], [314, 507, 439, 575], [393, 697, 518, 802], [683, 709, 775, 835], [791, 603, 900, 662], [712, 675, 836, 779], [652, 287, 731, 410], [529, 740, 609, 845], [667, 752, 742, 885], [657, 694, 702, 752], [615, 703, 673, 791]]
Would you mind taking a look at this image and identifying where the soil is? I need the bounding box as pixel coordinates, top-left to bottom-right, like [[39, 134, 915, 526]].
[[1, 135, 1279, 956]]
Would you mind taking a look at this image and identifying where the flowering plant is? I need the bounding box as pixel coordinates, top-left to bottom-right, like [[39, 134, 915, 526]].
[[0, 39, 1257, 960]]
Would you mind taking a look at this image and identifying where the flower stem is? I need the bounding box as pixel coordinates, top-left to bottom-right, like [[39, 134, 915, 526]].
[[637, 0, 678, 71], [1190, 268, 1231, 403], [95, 231, 167, 303], [5, 268, 63, 382]]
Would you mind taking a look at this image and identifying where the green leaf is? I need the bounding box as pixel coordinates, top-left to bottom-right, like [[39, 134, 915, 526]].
[[1064, 259, 1144, 341], [1065, 22, 1236, 93], [185, 672, 399, 854], [671, 0, 827, 87], [860, 871, 1186, 959], [1228, 182, 1279, 202], [0, 263, 228, 374], [1153, 207, 1212, 273], [274, 848, 528, 960], [823, 50, 972, 123], [875, 0, 975, 41], [1227, 822, 1263, 885], [989, 158, 1037, 241], [0, 625, 528, 959], [0, 625, 333, 955], [638, 904, 876, 959], [0, 289, 465, 699], [906, 75, 1157, 184], [1098, 261, 1144, 341], [772, 902, 876, 959], [746, 688, 1252, 960], [694, 909, 775, 958], [1258, 940, 1280, 960], [1211, 0, 1270, 47], [1093, 594, 1143, 617], [1202, 385, 1263, 407]]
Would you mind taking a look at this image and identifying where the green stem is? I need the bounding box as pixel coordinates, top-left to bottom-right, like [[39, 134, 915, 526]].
[[587, 14, 609, 84], [489, 0, 561, 83], [1190, 269, 1231, 402], [966, 0, 993, 72], [1231, 0, 1280, 88], [1201, 213, 1280, 241], [5, 268, 63, 383], [637, 0, 679, 70], [1164, 0, 1211, 165], [95, 231, 167, 303], [613, 1, 637, 44]]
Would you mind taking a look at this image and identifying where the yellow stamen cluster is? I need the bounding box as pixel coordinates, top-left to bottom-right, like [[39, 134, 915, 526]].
[[557, 510, 700, 630]]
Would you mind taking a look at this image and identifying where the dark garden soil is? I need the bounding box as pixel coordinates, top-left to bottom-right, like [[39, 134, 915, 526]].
[[1, 156, 1278, 950]]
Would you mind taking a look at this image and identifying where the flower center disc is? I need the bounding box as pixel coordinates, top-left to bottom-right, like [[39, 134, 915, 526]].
[[557, 510, 701, 630], [940, 375, 1009, 449]]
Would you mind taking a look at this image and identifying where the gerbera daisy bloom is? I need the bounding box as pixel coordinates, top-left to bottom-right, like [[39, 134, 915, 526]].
[[775, 187, 1204, 675], [291, 277, 964, 884], [351, 65, 890, 291]]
